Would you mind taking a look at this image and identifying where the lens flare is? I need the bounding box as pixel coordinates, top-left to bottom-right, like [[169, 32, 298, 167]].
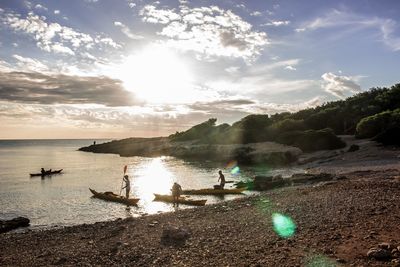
[[226, 160, 237, 169], [305, 254, 337, 267], [272, 213, 296, 238], [231, 166, 240, 175]]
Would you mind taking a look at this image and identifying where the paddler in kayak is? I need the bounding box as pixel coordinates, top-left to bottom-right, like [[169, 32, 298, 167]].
[[217, 170, 225, 189], [41, 168, 45, 175], [171, 182, 182, 207], [122, 175, 131, 199]]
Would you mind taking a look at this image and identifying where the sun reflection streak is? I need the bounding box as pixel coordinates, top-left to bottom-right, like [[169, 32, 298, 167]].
[[130, 157, 175, 214]]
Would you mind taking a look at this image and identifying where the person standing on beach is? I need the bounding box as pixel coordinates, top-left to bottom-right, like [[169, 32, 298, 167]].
[[218, 170, 226, 189], [122, 175, 131, 199], [171, 182, 182, 207]]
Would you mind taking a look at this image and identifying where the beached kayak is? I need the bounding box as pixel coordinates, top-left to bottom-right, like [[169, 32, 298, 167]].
[[153, 194, 207, 206], [89, 188, 139, 206], [30, 169, 63, 177], [182, 187, 246, 195]]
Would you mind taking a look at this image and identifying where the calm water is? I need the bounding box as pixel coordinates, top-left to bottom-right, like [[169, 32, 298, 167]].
[[0, 139, 303, 229]]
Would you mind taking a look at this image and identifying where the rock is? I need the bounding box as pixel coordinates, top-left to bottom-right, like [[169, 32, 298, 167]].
[[253, 175, 286, 191], [289, 173, 334, 185], [0, 217, 30, 233], [367, 247, 391, 260], [54, 257, 67, 265], [336, 258, 346, 263], [161, 226, 190, 245], [378, 242, 392, 250], [347, 144, 360, 152]]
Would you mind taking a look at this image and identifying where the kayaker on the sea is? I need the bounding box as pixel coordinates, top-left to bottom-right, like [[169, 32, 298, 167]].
[[41, 168, 45, 175], [122, 175, 131, 199], [218, 170, 225, 189], [171, 182, 182, 206]]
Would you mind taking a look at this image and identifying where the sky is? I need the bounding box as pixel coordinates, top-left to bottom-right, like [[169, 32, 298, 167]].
[[0, 0, 399, 139]]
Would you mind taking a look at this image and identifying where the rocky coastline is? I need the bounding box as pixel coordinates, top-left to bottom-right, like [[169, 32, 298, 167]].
[[79, 138, 302, 165]]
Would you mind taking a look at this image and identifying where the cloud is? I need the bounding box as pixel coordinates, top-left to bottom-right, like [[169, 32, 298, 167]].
[[0, 71, 139, 107], [54, 10, 60, 15], [12, 54, 49, 72], [296, 9, 400, 51], [321, 72, 362, 98], [140, 5, 268, 61], [250, 11, 262, 17], [0, 10, 121, 55], [34, 4, 48, 11], [128, 3, 136, 8], [262, 20, 290, 27], [114, 21, 144, 40], [285, 65, 296, 71]]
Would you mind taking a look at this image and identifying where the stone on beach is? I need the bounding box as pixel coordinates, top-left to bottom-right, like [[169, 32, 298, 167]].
[[0, 217, 30, 233]]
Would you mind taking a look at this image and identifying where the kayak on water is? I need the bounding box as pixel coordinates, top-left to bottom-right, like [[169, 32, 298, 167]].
[[89, 188, 139, 206], [182, 187, 246, 195], [153, 194, 207, 206], [30, 169, 63, 177]]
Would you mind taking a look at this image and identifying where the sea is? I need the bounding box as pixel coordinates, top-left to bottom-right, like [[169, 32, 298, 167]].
[[0, 139, 303, 229]]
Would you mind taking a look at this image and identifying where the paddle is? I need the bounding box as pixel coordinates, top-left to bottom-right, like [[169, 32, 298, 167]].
[[119, 165, 128, 196]]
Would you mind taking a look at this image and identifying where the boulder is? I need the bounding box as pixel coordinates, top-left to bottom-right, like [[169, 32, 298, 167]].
[[367, 247, 391, 261], [0, 217, 30, 233], [161, 226, 190, 245], [253, 175, 286, 191]]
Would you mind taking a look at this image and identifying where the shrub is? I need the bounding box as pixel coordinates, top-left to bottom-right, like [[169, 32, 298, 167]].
[[355, 110, 395, 138], [276, 128, 346, 152]]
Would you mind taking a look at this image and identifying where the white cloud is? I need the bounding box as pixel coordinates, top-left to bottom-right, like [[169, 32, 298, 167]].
[[285, 65, 296, 71], [12, 54, 49, 72], [114, 21, 144, 40], [225, 66, 240, 73], [54, 10, 60, 15], [140, 5, 181, 24], [297, 9, 400, 51], [35, 4, 48, 11], [1, 11, 121, 55], [262, 20, 290, 27], [140, 5, 268, 62], [250, 11, 262, 17], [128, 3, 136, 8], [321, 72, 362, 98]]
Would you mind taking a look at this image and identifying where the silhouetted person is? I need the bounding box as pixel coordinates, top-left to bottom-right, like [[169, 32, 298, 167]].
[[171, 182, 182, 207], [218, 170, 225, 189], [93, 141, 96, 145], [41, 168, 45, 175], [122, 175, 131, 199]]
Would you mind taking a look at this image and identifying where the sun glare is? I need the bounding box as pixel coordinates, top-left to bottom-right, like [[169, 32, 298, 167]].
[[116, 46, 195, 104]]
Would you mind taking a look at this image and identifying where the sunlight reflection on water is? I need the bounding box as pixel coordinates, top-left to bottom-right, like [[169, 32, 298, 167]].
[[0, 140, 305, 228]]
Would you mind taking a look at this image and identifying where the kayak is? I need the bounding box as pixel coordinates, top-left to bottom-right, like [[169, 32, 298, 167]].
[[182, 187, 246, 195], [30, 169, 63, 177], [89, 188, 139, 206], [153, 194, 207, 206]]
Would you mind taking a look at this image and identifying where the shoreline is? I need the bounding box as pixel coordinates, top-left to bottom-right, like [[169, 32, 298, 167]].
[[1, 168, 399, 266]]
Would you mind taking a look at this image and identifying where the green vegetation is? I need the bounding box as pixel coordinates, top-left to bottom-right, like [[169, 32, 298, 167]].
[[170, 83, 400, 151]]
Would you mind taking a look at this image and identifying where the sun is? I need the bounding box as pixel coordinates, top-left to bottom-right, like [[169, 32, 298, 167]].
[[116, 46, 194, 104]]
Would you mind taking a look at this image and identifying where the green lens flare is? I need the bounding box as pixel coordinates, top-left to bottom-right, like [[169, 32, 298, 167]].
[[230, 166, 240, 175], [272, 213, 296, 238], [305, 254, 337, 267]]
